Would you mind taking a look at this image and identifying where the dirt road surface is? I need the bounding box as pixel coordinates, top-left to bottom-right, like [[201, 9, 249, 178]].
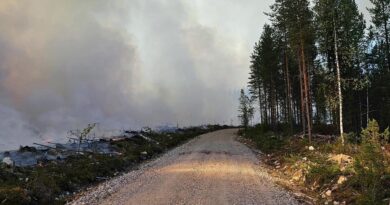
[[71, 129, 299, 205]]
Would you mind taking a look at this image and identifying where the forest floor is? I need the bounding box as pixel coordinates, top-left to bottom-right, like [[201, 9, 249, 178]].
[[239, 123, 390, 205], [70, 129, 301, 205]]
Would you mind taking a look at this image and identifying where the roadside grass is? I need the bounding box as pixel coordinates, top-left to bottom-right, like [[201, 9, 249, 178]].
[[0, 125, 229, 205], [241, 120, 390, 204]]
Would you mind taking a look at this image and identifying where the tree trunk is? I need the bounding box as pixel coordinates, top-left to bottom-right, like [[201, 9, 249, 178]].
[[298, 48, 306, 136], [258, 87, 263, 124], [333, 19, 344, 145], [263, 86, 268, 125], [359, 92, 362, 129], [284, 47, 294, 131], [366, 86, 369, 126], [272, 88, 277, 127], [300, 39, 312, 144]]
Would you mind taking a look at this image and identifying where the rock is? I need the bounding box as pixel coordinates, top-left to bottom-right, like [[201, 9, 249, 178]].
[[308, 146, 315, 151], [325, 190, 332, 197], [333, 201, 340, 205], [2, 157, 13, 166], [303, 157, 307, 161], [337, 176, 347, 185]]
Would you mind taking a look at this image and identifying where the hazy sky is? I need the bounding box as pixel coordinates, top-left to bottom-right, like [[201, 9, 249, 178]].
[[0, 0, 372, 150]]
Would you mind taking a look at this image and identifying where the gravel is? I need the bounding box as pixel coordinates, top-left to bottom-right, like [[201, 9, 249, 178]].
[[69, 129, 300, 205]]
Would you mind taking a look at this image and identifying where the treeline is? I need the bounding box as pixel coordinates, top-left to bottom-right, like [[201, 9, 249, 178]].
[[246, 0, 390, 141]]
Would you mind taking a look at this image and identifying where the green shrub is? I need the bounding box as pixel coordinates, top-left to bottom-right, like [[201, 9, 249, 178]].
[[0, 187, 30, 205], [313, 123, 338, 135], [306, 161, 341, 186], [331, 136, 356, 155], [27, 169, 60, 204], [352, 120, 387, 204], [240, 125, 287, 153], [383, 128, 390, 143]]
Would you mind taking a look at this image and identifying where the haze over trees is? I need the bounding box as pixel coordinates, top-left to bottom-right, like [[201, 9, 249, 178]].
[[248, 0, 390, 140]]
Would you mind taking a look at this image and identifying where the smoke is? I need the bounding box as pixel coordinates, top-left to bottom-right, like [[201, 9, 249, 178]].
[[0, 0, 270, 150]]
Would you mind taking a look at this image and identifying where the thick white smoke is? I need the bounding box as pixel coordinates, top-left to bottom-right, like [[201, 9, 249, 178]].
[[0, 0, 272, 150]]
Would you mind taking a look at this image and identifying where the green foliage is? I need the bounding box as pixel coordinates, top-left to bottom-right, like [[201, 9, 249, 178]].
[[362, 119, 390, 144], [0, 187, 30, 205], [238, 89, 254, 129], [243, 120, 389, 203], [27, 169, 61, 204], [249, 0, 389, 138], [352, 120, 387, 204], [362, 120, 382, 142], [306, 161, 341, 186], [312, 123, 338, 135], [243, 125, 285, 153], [254, 133, 284, 154], [384, 128, 390, 143], [331, 136, 356, 155]]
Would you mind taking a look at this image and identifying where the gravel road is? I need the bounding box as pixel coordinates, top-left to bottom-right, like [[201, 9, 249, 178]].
[[70, 129, 299, 205]]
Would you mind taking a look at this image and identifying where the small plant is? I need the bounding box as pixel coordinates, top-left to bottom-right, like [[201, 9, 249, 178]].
[[306, 161, 341, 186], [243, 125, 285, 153], [383, 128, 390, 143], [353, 120, 387, 204], [68, 123, 97, 154]]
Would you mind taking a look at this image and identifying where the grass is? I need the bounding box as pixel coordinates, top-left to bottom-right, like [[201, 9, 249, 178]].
[[241, 120, 390, 204], [305, 161, 341, 186]]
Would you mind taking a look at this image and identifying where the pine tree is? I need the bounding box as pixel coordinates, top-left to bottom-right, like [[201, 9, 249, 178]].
[[269, 0, 315, 142], [238, 89, 254, 130], [246, 0, 389, 139], [367, 0, 390, 129], [369, 0, 390, 72], [249, 24, 284, 128], [249, 42, 264, 123]]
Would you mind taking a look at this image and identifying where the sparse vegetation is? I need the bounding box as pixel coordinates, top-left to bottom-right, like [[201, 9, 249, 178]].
[[0, 125, 228, 205], [241, 119, 390, 204]]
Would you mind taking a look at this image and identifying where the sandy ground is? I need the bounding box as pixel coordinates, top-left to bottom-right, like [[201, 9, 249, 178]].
[[70, 129, 299, 205]]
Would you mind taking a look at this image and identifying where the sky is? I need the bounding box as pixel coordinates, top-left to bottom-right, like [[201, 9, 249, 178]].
[[0, 0, 372, 150]]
